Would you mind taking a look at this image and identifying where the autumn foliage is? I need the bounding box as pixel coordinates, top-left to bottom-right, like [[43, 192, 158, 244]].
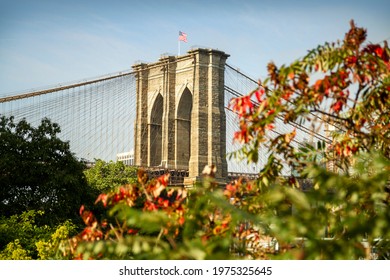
[[230, 20, 390, 170], [227, 20, 390, 259], [67, 170, 187, 259]]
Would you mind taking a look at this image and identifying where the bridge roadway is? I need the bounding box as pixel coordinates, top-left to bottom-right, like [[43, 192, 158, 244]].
[[145, 167, 313, 191], [145, 167, 259, 185]]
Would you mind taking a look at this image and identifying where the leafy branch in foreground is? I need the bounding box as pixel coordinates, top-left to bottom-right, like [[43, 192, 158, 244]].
[[228, 20, 390, 259]]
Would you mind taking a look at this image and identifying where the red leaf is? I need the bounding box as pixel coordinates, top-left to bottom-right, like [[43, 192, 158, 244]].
[[157, 173, 169, 187], [144, 201, 158, 211], [127, 229, 139, 235], [95, 193, 108, 207], [331, 100, 343, 113], [266, 109, 275, 116], [254, 88, 265, 102], [282, 90, 293, 100], [230, 95, 254, 117], [266, 123, 275, 130]]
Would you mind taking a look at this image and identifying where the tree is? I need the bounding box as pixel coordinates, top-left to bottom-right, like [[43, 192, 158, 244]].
[[227, 20, 390, 259], [230, 20, 390, 170], [0, 116, 95, 225], [84, 159, 137, 193], [0, 210, 77, 260]]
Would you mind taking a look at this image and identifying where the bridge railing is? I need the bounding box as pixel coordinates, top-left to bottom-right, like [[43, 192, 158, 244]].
[[143, 167, 189, 186]]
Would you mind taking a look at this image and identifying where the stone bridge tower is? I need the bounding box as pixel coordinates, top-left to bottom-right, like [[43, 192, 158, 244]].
[[132, 48, 228, 184]]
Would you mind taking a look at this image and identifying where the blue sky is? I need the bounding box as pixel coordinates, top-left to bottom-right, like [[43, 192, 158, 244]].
[[0, 0, 389, 95]]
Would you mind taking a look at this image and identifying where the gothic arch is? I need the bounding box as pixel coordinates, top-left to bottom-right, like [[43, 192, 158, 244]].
[[176, 87, 192, 169], [149, 94, 163, 166]]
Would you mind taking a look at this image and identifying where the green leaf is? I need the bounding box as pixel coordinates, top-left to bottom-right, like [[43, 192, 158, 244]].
[[285, 188, 311, 210], [110, 205, 169, 234]]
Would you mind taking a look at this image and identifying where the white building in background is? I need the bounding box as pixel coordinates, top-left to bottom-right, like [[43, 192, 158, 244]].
[[116, 150, 134, 166]]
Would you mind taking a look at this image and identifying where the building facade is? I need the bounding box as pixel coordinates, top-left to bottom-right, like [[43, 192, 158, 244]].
[[116, 151, 134, 166]]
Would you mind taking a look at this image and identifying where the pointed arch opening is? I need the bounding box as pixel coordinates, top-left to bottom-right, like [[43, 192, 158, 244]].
[[149, 94, 163, 166], [176, 88, 192, 169]]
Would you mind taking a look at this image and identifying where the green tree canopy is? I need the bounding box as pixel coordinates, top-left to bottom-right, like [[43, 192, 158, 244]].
[[84, 159, 137, 193], [0, 210, 77, 259], [0, 116, 95, 225]]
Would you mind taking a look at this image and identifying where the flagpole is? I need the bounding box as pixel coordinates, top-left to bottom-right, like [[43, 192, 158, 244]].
[[178, 31, 187, 56]]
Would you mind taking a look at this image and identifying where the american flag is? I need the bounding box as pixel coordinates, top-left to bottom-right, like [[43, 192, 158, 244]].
[[179, 31, 187, 42]]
